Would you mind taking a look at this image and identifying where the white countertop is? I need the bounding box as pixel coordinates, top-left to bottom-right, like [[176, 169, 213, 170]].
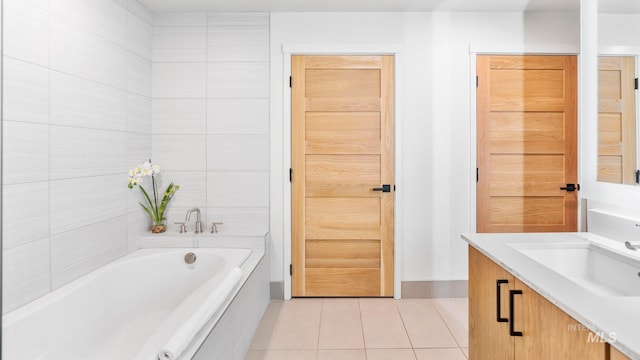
[[462, 232, 640, 359]]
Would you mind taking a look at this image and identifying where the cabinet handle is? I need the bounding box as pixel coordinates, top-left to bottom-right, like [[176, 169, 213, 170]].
[[509, 289, 523, 336], [496, 280, 509, 323]]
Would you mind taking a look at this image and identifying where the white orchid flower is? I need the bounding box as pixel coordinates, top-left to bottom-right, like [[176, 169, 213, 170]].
[[126, 160, 179, 228]]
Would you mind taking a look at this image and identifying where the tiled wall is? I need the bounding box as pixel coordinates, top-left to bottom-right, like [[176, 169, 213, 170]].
[[2, 0, 152, 313], [151, 13, 270, 235]]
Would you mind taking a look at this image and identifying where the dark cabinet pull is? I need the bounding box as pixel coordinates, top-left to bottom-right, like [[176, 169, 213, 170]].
[[496, 280, 508, 323], [509, 289, 523, 336]]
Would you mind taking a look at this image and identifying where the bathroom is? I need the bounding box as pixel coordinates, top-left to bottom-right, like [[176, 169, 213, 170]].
[[2, 0, 640, 359]]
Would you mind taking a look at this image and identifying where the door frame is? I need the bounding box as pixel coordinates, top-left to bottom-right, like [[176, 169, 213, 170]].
[[468, 44, 582, 232], [282, 44, 404, 300]]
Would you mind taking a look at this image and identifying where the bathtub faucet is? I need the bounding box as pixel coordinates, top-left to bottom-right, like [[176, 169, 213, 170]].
[[185, 208, 204, 234]]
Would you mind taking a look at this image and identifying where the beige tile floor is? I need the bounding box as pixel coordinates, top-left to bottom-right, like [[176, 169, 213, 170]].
[[246, 298, 469, 360]]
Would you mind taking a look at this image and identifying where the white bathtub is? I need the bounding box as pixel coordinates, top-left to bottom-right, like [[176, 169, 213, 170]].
[[2, 247, 252, 360]]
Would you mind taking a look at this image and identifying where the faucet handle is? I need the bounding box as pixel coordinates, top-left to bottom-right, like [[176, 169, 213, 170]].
[[210, 222, 224, 234], [174, 222, 187, 234]]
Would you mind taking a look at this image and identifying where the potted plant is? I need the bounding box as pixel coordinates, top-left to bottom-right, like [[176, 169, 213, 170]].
[[127, 160, 179, 233]]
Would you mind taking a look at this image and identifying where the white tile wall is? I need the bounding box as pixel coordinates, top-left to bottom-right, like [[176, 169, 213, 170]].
[[50, 126, 126, 179], [207, 14, 269, 62], [127, 0, 152, 24], [3, 121, 50, 184], [50, 71, 127, 131], [127, 133, 153, 167], [50, 0, 127, 48], [153, 26, 207, 62], [207, 98, 269, 134], [127, 12, 153, 60], [207, 171, 269, 208], [127, 93, 153, 133], [50, 175, 126, 235], [127, 210, 149, 251], [4, 0, 49, 67], [151, 13, 270, 238], [207, 12, 270, 27], [207, 62, 269, 98], [16, 0, 49, 11], [2, 0, 153, 312], [207, 135, 269, 171], [205, 207, 269, 235], [160, 171, 207, 209], [153, 134, 207, 171], [2, 182, 50, 249], [153, 12, 207, 27], [3, 57, 49, 124], [50, 216, 128, 289], [152, 99, 207, 135], [127, 53, 152, 97], [152, 62, 207, 98], [2, 239, 52, 313], [50, 17, 127, 89]]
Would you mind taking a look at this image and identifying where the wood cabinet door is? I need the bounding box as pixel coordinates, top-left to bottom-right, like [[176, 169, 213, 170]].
[[469, 246, 515, 360], [513, 278, 607, 360]]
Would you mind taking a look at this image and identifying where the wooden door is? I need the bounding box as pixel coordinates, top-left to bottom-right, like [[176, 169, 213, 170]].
[[513, 279, 607, 360], [291, 55, 394, 297], [468, 246, 515, 360], [477, 55, 578, 233], [598, 56, 637, 184]]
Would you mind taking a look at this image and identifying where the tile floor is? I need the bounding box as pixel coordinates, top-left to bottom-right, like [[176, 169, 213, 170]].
[[246, 298, 469, 360]]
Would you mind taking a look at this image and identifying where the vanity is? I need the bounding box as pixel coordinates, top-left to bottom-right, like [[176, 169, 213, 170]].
[[462, 232, 639, 360]]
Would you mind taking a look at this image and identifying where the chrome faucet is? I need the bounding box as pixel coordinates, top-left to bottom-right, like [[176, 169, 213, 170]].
[[624, 241, 640, 251], [210, 222, 224, 234], [185, 208, 203, 234]]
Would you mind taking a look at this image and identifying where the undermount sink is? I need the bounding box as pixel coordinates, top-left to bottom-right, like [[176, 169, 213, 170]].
[[508, 242, 640, 297]]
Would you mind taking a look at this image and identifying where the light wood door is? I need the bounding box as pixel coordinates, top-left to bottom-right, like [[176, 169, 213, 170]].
[[291, 55, 394, 297], [598, 56, 637, 184], [477, 55, 578, 233], [468, 246, 515, 360], [513, 278, 607, 360]]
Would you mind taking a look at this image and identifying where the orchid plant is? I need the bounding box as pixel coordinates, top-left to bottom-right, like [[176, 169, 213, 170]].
[[127, 160, 179, 226]]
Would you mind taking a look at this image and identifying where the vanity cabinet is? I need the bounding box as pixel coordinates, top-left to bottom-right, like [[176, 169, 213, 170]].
[[610, 347, 632, 360], [469, 246, 608, 359]]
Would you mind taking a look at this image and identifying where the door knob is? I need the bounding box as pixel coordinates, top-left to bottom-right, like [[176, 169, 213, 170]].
[[372, 184, 391, 192]]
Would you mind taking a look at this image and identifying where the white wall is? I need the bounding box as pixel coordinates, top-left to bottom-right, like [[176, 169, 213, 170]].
[[150, 12, 270, 235], [2, 0, 152, 313], [269, 11, 580, 286]]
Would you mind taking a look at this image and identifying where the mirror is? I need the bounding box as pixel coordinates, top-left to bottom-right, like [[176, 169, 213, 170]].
[[597, 1, 640, 185]]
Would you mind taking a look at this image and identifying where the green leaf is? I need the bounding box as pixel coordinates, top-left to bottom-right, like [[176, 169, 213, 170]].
[[138, 186, 160, 222], [139, 202, 157, 222]]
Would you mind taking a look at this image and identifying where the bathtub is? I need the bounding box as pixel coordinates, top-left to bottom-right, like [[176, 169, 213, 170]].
[[2, 247, 254, 360]]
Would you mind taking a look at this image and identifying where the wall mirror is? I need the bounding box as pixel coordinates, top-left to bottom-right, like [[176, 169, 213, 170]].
[[597, 0, 640, 185]]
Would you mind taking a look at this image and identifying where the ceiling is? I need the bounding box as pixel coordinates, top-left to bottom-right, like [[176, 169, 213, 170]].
[[138, 0, 581, 13]]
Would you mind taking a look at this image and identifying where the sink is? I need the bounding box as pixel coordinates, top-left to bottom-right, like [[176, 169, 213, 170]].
[[508, 242, 640, 297]]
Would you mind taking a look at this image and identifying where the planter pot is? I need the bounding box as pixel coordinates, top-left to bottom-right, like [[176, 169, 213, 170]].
[[151, 224, 166, 233]]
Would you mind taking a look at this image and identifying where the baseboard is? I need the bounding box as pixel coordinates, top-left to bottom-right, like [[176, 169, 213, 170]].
[[271, 280, 467, 299], [401, 280, 468, 298], [270, 281, 284, 300]]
